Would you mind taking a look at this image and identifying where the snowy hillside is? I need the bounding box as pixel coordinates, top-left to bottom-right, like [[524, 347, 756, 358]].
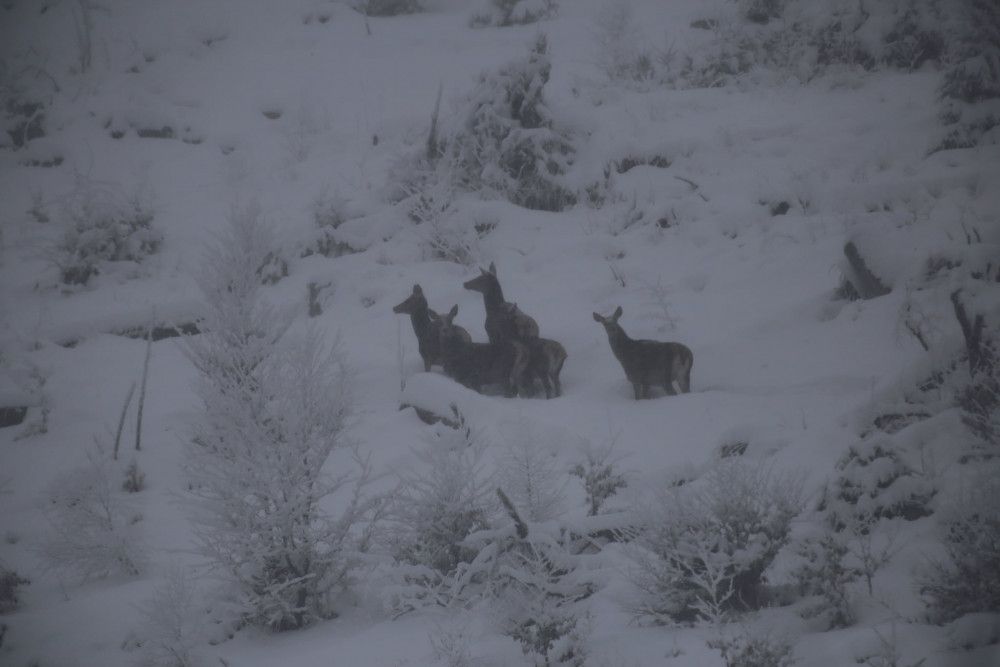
[[1, 0, 998, 665]]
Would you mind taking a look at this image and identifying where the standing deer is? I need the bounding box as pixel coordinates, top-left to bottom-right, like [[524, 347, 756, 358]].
[[502, 303, 567, 398], [436, 305, 528, 397], [593, 306, 693, 400], [393, 284, 469, 372], [463, 263, 539, 344], [463, 263, 568, 398]]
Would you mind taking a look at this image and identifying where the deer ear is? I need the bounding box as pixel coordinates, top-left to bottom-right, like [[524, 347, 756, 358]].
[[412, 284, 422, 295], [448, 304, 459, 318], [613, 306, 623, 320], [592, 312, 604, 323], [488, 261, 496, 275]]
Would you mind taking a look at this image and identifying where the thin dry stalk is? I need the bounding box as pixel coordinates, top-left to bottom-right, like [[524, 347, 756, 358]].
[[112, 382, 136, 460]]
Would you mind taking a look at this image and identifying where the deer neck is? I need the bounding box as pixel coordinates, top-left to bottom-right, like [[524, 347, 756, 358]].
[[606, 325, 633, 358], [482, 283, 505, 314], [410, 307, 433, 339]]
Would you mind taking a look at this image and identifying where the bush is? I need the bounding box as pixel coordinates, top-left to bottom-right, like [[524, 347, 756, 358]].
[[591, 2, 663, 85], [490, 490, 593, 666], [919, 467, 1000, 623], [49, 185, 161, 286], [792, 532, 858, 628], [358, 0, 421, 17], [823, 440, 935, 531], [132, 566, 206, 667], [184, 205, 378, 631], [39, 446, 145, 580], [395, 34, 576, 214], [381, 414, 497, 614], [707, 625, 795, 667], [0, 564, 29, 614], [628, 461, 802, 623], [471, 0, 557, 28], [741, 0, 784, 25], [570, 441, 627, 516]]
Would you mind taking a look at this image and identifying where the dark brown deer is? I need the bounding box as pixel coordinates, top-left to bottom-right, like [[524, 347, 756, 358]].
[[527, 336, 568, 398], [436, 305, 528, 397], [463, 263, 539, 344], [463, 263, 568, 397], [593, 306, 693, 400], [393, 284, 469, 372]]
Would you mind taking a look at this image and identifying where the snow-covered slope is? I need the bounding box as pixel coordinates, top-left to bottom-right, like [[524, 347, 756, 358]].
[[1, 1, 998, 666]]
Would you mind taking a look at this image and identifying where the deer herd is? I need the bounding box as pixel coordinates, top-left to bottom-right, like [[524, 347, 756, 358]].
[[393, 263, 694, 400]]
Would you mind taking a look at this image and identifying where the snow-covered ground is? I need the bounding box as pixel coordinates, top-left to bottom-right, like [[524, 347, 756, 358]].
[[1, 1, 998, 665]]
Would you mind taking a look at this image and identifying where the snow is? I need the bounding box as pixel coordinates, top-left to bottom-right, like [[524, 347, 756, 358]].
[[1, 0, 998, 665]]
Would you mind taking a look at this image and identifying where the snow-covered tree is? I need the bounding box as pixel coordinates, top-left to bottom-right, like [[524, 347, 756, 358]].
[[184, 204, 377, 631]]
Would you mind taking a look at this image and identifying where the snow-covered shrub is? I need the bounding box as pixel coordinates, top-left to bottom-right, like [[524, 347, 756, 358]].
[[382, 413, 497, 614], [470, 0, 557, 28], [0, 563, 29, 613], [492, 490, 593, 666], [823, 440, 935, 531], [184, 205, 377, 631], [707, 625, 795, 667], [0, 56, 54, 150], [122, 458, 145, 493], [792, 531, 858, 628], [395, 34, 576, 214], [305, 191, 355, 258], [570, 441, 627, 516], [49, 184, 161, 286], [919, 467, 1000, 623], [498, 423, 566, 523], [39, 446, 145, 580], [357, 0, 421, 17], [591, 2, 660, 84], [940, 0, 1000, 103], [409, 188, 482, 266], [628, 461, 802, 623], [740, 0, 784, 25], [132, 566, 206, 667]]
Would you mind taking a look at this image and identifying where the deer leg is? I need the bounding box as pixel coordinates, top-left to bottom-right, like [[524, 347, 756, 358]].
[[553, 375, 562, 398], [424, 359, 433, 372], [633, 383, 643, 400]]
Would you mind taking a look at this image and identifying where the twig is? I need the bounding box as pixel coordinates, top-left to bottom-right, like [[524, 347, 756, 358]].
[[674, 175, 709, 202], [112, 382, 136, 460], [497, 488, 528, 539], [135, 320, 153, 451]]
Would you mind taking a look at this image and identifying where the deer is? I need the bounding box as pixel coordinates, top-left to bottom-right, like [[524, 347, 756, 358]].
[[501, 303, 567, 398], [463, 263, 539, 345], [435, 305, 528, 397], [593, 306, 693, 400], [464, 263, 570, 398], [392, 284, 469, 372]]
